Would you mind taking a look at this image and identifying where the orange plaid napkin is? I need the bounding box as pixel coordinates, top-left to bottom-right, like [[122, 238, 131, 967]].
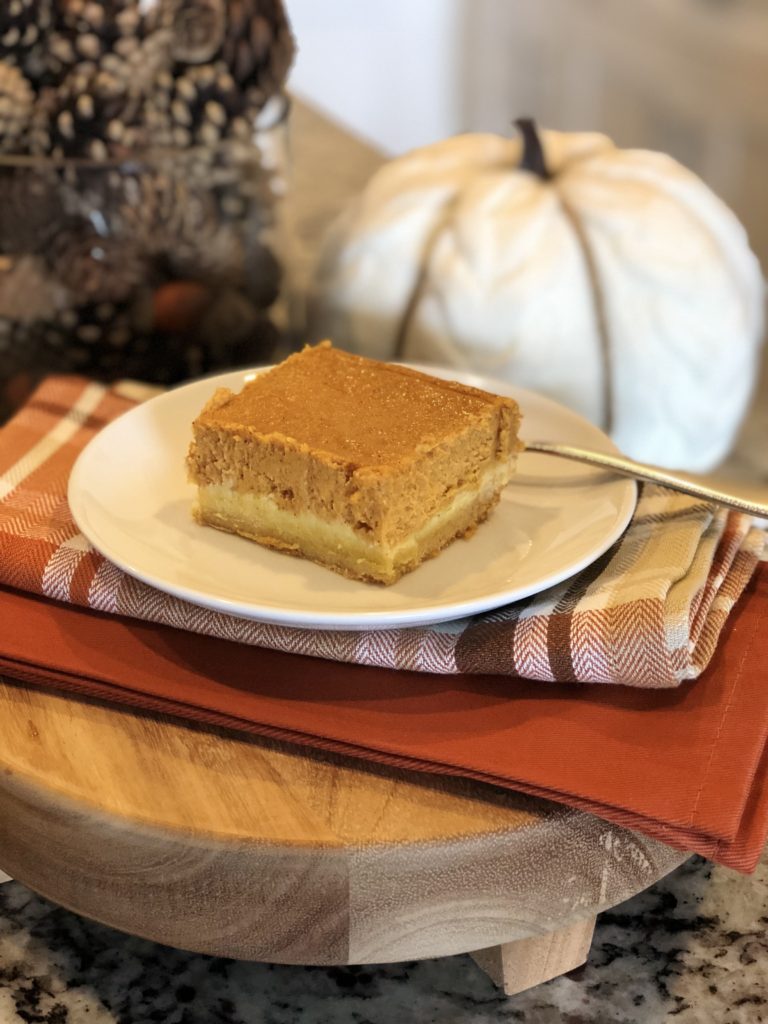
[[0, 377, 764, 687]]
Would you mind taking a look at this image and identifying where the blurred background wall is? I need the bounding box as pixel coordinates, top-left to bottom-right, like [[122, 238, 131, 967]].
[[287, 0, 464, 154], [288, 0, 768, 272]]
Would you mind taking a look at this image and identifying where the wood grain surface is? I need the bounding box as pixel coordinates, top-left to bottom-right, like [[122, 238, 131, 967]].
[[470, 917, 596, 995], [0, 677, 687, 965]]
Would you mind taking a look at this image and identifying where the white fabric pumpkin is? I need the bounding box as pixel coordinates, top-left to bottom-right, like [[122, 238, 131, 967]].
[[313, 123, 765, 471]]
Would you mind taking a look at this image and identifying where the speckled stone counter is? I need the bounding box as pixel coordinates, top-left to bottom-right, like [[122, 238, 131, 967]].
[[0, 851, 765, 1023]]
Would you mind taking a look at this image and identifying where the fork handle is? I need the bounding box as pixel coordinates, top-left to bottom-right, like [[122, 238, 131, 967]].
[[526, 441, 768, 520]]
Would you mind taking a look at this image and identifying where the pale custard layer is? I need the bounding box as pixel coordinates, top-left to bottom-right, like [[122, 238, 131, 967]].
[[194, 463, 511, 585]]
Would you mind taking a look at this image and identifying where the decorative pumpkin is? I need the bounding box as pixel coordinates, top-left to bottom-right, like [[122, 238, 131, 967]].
[[313, 121, 765, 471]]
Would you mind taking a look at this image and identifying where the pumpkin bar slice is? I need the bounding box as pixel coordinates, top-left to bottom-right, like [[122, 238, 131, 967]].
[[186, 341, 523, 585]]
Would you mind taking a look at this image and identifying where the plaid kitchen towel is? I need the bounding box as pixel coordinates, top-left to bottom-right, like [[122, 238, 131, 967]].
[[0, 376, 764, 688]]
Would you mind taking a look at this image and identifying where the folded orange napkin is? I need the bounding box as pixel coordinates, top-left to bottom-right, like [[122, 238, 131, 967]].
[[0, 377, 764, 687], [0, 570, 766, 872], [0, 378, 767, 872]]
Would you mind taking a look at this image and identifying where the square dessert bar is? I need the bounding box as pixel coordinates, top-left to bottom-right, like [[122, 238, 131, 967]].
[[187, 342, 523, 584]]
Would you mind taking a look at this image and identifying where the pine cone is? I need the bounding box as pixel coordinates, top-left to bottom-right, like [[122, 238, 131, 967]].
[[0, 255, 72, 322], [30, 285, 190, 384], [47, 0, 174, 81], [43, 2, 176, 153], [118, 165, 200, 247], [55, 300, 135, 354], [195, 294, 280, 369], [221, 0, 295, 97], [45, 221, 148, 304], [171, 0, 226, 64], [0, 63, 34, 153], [49, 1, 149, 63], [32, 297, 152, 379], [0, 165, 63, 252], [44, 55, 154, 155], [52, 300, 205, 384], [48, 1, 124, 76], [0, 0, 52, 66], [166, 61, 247, 147], [45, 64, 123, 157], [114, 329, 205, 384], [117, 162, 239, 280]]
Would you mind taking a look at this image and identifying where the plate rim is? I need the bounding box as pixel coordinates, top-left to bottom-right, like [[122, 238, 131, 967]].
[[68, 366, 638, 630]]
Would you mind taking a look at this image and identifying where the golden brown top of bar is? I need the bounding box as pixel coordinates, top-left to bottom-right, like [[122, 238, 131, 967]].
[[196, 342, 519, 466]]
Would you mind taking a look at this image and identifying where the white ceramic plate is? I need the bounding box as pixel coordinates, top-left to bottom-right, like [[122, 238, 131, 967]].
[[68, 367, 636, 630]]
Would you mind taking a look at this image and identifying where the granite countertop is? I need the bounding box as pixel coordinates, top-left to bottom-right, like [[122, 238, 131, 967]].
[[0, 851, 765, 1024]]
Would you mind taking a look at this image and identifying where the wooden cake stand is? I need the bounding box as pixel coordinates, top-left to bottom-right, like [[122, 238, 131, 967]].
[[0, 677, 687, 995]]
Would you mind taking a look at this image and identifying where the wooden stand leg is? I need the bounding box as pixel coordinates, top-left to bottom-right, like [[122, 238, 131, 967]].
[[470, 916, 596, 996]]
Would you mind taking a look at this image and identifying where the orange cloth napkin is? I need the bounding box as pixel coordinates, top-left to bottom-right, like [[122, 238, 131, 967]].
[[0, 573, 766, 872], [0, 377, 764, 687], [0, 377, 766, 873]]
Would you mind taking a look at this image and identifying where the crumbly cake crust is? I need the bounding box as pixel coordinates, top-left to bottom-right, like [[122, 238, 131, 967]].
[[187, 342, 523, 584]]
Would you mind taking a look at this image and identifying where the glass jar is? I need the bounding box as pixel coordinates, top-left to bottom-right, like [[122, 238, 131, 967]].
[[0, 94, 291, 420]]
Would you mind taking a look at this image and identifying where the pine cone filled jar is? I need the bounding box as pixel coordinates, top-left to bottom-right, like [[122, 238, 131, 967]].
[[0, 0, 295, 419]]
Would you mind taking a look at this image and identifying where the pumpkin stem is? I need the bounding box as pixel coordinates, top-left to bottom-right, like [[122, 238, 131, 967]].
[[515, 118, 552, 180]]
